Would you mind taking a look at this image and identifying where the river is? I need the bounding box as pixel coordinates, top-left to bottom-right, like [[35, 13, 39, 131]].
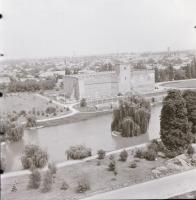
[[2, 104, 162, 172]]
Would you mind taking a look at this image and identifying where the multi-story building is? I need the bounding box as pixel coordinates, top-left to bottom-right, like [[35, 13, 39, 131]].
[[63, 64, 155, 99]]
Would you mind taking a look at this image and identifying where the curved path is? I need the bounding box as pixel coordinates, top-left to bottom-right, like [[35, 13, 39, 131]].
[[35, 93, 79, 123], [83, 168, 196, 199]]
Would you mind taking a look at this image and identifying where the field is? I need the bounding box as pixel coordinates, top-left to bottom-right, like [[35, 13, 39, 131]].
[[161, 79, 196, 89], [0, 93, 70, 120]]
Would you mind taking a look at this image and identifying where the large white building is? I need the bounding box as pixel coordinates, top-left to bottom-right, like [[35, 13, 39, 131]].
[[63, 64, 155, 100]]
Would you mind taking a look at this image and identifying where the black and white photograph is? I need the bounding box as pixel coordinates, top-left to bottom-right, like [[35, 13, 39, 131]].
[[0, 0, 196, 199]]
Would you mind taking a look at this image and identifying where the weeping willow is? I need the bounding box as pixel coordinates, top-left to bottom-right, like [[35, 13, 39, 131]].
[[111, 95, 151, 137]]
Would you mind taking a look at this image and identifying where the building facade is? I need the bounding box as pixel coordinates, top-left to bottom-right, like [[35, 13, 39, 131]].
[[63, 64, 155, 99]]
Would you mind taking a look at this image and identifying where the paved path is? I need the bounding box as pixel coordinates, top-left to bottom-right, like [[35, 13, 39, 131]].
[[83, 169, 196, 199]]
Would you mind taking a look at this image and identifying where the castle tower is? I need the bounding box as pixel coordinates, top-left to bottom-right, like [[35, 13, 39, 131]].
[[115, 64, 130, 94]]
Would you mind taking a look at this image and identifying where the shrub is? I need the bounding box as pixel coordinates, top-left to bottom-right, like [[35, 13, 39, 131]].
[[80, 98, 87, 107], [129, 161, 137, 168], [21, 144, 48, 169], [109, 155, 114, 160], [97, 149, 106, 160], [134, 149, 144, 159], [148, 140, 165, 153], [48, 162, 57, 174], [60, 181, 69, 190], [119, 149, 128, 161], [6, 122, 24, 142], [42, 170, 53, 192], [143, 149, 157, 161], [164, 149, 178, 158], [66, 145, 92, 160], [76, 176, 90, 193], [187, 145, 194, 155], [19, 110, 26, 116], [26, 115, 37, 128], [108, 159, 116, 171], [28, 169, 41, 189], [45, 106, 56, 114]]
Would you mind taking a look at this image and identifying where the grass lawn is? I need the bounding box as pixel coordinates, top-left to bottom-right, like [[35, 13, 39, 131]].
[[2, 150, 190, 200], [162, 79, 196, 89], [0, 93, 70, 120]]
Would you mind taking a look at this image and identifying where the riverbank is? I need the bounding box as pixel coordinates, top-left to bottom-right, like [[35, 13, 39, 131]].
[[36, 110, 113, 127], [1, 142, 196, 200], [34, 101, 162, 128]]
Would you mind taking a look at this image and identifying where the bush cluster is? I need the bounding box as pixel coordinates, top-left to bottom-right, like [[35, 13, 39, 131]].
[[119, 149, 128, 161], [21, 144, 48, 169], [66, 145, 92, 160]]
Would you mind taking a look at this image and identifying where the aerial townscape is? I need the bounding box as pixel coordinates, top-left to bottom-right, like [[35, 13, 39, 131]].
[[0, 0, 196, 199]]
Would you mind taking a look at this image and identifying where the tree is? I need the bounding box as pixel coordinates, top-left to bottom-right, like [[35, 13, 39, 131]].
[[111, 95, 151, 137], [28, 169, 41, 189], [154, 67, 159, 82], [160, 90, 192, 155], [26, 115, 37, 128], [42, 170, 53, 192], [6, 122, 24, 142], [185, 64, 192, 79], [183, 90, 196, 136], [191, 57, 196, 78], [65, 68, 71, 75], [168, 64, 174, 81]]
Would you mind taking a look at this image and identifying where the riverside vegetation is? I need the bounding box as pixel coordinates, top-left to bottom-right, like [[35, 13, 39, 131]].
[[111, 95, 151, 137]]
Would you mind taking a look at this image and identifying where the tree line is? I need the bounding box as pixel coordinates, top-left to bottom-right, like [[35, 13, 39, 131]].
[[155, 58, 196, 82], [7, 78, 56, 92]]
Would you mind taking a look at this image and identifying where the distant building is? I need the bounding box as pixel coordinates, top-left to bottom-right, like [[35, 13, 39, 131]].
[[63, 64, 155, 100]]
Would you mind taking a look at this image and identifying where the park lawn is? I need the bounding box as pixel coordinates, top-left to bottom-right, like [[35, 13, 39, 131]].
[[1, 151, 181, 200], [0, 93, 69, 120]]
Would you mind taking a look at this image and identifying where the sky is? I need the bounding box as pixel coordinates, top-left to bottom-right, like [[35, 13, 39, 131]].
[[0, 0, 196, 59]]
